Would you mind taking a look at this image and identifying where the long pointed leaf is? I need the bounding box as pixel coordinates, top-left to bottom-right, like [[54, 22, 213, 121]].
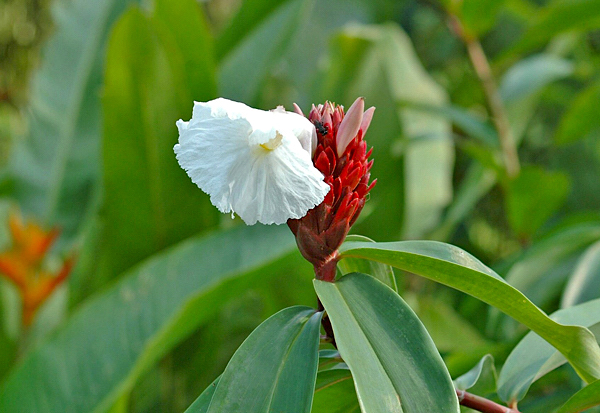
[[205, 306, 322, 413], [314, 273, 460, 413], [339, 241, 600, 383]]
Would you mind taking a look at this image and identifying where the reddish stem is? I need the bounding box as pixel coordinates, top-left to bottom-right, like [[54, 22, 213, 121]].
[[457, 390, 521, 413]]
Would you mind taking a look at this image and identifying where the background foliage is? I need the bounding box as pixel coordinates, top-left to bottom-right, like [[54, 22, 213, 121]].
[[1, 0, 600, 411]]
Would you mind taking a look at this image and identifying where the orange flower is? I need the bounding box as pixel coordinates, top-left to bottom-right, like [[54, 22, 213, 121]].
[[0, 211, 73, 326]]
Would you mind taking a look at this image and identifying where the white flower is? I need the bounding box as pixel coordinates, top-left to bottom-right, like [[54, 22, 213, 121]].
[[174, 98, 330, 225]]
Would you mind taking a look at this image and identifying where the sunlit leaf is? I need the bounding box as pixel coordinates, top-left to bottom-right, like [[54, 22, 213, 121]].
[[314, 273, 460, 413], [555, 81, 600, 145], [339, 241, 600, 384]]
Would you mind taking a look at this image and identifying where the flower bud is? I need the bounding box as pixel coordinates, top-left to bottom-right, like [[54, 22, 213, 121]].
[[288, 98, 376, 282]]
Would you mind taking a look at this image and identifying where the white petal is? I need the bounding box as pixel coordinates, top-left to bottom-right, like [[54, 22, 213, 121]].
[[175, 98, 329, 225]]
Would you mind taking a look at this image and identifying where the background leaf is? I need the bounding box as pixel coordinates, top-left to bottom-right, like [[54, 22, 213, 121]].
[[101, 6, 219, 277], [7, 0, 140, 240], [0, 225, 299, 413], [561, 241, 600, 307]]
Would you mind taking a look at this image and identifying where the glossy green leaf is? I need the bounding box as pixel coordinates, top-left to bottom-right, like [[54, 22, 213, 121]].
[[317, 24, 453, 240], [219, 0, 315, 104], [339, 241, 600, 383], [205, 306, 322, 413], [556, 81, 600, 145], [562, 241, 600, 307], [8, 0, 139, 238], [102, 7, 219, 276], [337, 235, 397, 291], [505, 165, 570, 239], [0, 225, 299, 413], [312, 368, 360, 413], [556, 379, 600, 413], [314, 273, 460, 413], [453, 354, 497, 396], [498, 299, 600, 403]]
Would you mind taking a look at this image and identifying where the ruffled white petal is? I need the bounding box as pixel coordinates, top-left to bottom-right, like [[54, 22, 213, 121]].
[[174, 98, 329, 225]]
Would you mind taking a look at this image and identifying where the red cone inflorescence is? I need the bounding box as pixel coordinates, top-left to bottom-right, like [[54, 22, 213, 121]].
[[287, 98, 376, 282]]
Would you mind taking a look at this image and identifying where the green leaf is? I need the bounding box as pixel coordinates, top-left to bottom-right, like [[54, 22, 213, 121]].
[[556, 379, 600, 413], [555, 81, 600, 145], [512, 0, 600, 53], [312, 368, 360, 413], [499, 55, 573, 104], [204, 306, 322, 413], [215, 0, 288, 59], [318, 24, 453, 240], [0, 225, 299, 413], [499, 54, 573, 144], [501, 220, 600, 330], [338, 235, 397, 291], [314, 273, 460, 413], [460, 0, 506, 36], [8, 0, 139, 238], [453, 354, 497, 396], [101, 7, 219, 276], [562, 241, 600, 307], [185, 377, 220, 413], [218, 0, 315, 104], [152, 0, 217, 99], [497, 298, 600, 404], [505, 165, 570, 239], [339, 241, 600, 384]]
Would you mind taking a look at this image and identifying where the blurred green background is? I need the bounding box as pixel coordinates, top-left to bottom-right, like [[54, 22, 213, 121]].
[[1, 0, 600, 411]]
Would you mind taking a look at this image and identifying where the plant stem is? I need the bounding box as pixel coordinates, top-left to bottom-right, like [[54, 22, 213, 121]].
[[457, 390, 521, 413], [448, 15, 521, 178]]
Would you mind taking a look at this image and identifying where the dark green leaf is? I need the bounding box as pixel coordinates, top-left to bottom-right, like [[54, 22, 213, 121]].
[[101, 7, 219, 276], [339, 241, 600, 383], [205, 306, 322, 413], [512, 0, 600, 53], [556, 379, 600, 413], [505, 165, 570, 239], [0, 225, 298, 413], [555, 81, 600, 145], [314, 273, 460, 413], [185, 377, 219, 413], [312, 368, 359, 413]]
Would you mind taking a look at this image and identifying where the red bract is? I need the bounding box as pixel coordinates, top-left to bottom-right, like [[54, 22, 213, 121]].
[[288, 98, 376, 282]]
